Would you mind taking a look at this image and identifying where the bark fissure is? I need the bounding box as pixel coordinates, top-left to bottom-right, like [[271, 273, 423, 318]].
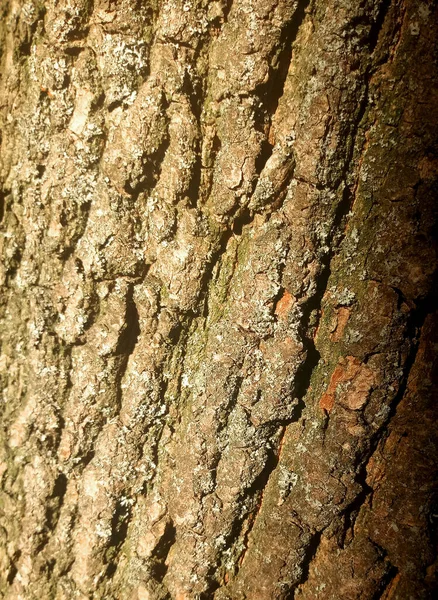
[[251, 0, 310, 177]]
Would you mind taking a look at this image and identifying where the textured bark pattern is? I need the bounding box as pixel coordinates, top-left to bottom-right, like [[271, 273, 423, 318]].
[[0, 0, 437, 599]]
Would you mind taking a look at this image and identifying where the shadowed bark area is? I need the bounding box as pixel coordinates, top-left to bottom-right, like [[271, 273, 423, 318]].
[[0, 1, 437, 599]]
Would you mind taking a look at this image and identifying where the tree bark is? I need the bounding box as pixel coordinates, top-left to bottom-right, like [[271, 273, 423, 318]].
[[1, 0, 437, 598]]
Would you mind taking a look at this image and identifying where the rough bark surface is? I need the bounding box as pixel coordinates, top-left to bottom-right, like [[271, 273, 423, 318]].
[[0, 1, 437, 599]]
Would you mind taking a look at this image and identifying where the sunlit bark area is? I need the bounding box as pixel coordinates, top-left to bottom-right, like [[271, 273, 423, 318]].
[[1, 1, 437, 598]]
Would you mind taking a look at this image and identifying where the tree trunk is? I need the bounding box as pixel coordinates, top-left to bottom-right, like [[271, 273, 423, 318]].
[[0, 0, 437, 598]]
